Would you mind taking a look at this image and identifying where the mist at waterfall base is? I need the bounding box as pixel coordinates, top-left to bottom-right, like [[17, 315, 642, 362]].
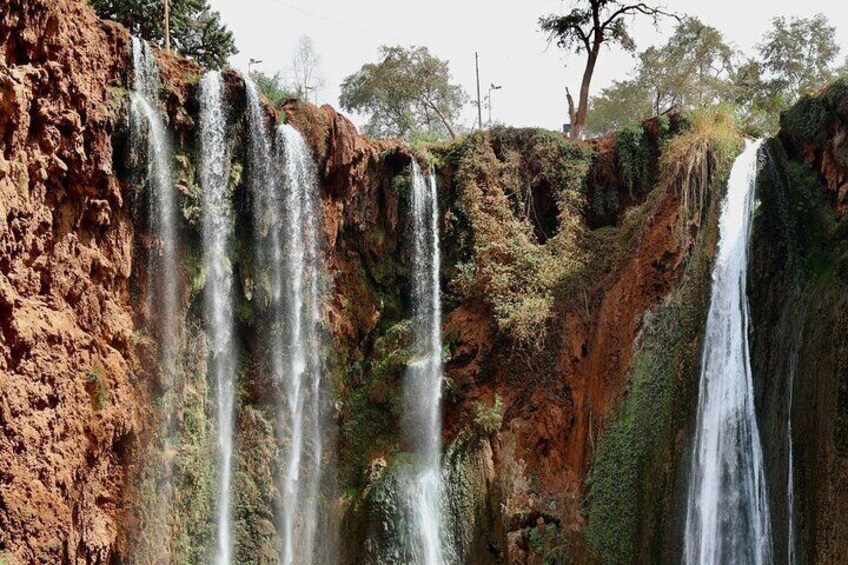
[[684, 139, 774, 565]]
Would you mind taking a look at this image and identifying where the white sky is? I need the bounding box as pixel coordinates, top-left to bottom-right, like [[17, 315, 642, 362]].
[[208, 0, 848, 132]]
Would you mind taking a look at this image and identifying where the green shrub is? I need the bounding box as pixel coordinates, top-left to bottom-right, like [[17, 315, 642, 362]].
[[472, 395, 503, 438], [447, 130, 594, 347]]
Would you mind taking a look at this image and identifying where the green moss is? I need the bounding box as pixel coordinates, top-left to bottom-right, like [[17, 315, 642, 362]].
[[370, 319, 413, 382], [338, 320, 413, 486], [170, 326, 217, 563], [233, 405, 279, 564], [108, 86, 129, 121], [530, 523, 558, 556], [781, 78, 848, 146], [616, 124, 652, 199]]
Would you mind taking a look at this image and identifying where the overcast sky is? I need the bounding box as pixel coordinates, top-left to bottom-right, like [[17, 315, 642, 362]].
[[207, 0, 848, 132]]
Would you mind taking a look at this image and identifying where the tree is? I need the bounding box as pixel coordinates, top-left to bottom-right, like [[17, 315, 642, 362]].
[[586, 79, 650, 136], [539, 0, 677, 139], [585, 18, 736, 136], [89, 0, 237, 69], [638, 18, 736, 115], [289, 36, 326, 102], [339, 45, 467, 140], [733, 59, 784, 135], [734, 14, 842, 134], [758, 14, 841, 102]]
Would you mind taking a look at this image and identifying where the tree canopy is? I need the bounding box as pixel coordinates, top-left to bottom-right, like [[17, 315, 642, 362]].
[[339, 45, 467, 140], [89, 0, 237, 69], [586, 18, 736, 136], [758, 14, 841, 100], [586, 13, 844, 136], [736, 14, 842, 133]]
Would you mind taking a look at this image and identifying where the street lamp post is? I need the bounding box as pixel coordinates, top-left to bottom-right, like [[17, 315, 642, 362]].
[[248, 58, 263, 76], [488, 84, 502, 127]]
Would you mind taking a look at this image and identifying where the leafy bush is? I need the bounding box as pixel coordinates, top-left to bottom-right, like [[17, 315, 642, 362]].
[[660, 105, 742, 245], [616, 124, 652, 199], [447, 130, 594, 346], [472, 395, 503, 438]]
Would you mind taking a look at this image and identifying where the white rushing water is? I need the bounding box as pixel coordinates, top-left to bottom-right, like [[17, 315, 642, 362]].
[[405, 161, 444, 565], [684, 139, 773, 565], [199, 71, 237, 565], [129, 37, 179, 373], [128, 37, 179, 561], [272, 122, 324, 564], [785, 305, 805, 565]]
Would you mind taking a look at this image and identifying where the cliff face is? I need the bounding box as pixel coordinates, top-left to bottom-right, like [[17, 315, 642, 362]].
[[0, 1, 140, 562], [9, 1, 847, 564], [0, 2, 728, 562], [748, 80, 848, 565]]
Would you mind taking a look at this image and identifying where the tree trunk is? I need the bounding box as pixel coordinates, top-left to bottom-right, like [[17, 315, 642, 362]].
[[163, 0, 171, 53], [572, 48, 598, 140], [419, 96, 457, 140], [566, 88, 577, 135]]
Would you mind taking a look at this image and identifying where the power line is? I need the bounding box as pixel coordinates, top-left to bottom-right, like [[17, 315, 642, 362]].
[[267, 0, 396, 42]]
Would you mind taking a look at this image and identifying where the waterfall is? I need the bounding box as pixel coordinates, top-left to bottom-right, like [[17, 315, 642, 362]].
[[260, 118, 325, 564], [405, 161, 444, 565], [128, 37, 179, 560], [785, 306, 805, 565], [684, 139, 773, 565], [129, 36, 179, 373], [199, 71, 237, 565]]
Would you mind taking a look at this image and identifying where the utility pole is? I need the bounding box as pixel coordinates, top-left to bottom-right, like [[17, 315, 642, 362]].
[[164, 0, 171, 53], [475, 52, 483, 130]]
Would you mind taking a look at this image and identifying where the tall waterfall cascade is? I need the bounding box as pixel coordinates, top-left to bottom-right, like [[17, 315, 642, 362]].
[[199, 71, 237, 565], [129, 37, 179, 373], [127, 37, 180, 561], [785, 306, 805, 565], [405, 162, 445, 565], [276, 123, 325, 564], [684, 139, 773, 565], [245, 78, 325, 564]]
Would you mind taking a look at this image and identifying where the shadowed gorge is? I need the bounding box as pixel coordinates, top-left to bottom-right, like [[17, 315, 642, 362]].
[[3, 1, 848, 564]]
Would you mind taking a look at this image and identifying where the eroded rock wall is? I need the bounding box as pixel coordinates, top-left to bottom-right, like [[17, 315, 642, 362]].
[[0, 0, 139, 562], [749, 84, 848, 565]]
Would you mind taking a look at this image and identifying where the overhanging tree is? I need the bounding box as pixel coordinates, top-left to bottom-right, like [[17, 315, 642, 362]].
[[540, 0, 677, 139], [89, 0, 237, 69]]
